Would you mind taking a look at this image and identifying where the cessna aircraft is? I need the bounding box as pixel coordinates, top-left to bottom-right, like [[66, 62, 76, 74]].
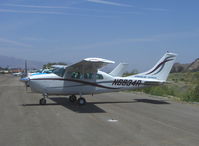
[[28, 52, 177, 105]]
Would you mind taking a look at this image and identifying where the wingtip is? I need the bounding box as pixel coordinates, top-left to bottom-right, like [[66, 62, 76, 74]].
[[165, 52, 178, 57]]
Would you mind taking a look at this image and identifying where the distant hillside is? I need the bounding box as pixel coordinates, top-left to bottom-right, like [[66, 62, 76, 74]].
[[0, 55, 45, 69], [187, 58, 199, 72], [171, 58, 199, 73]]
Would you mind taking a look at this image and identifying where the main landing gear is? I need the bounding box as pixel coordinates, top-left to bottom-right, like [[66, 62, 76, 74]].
[[69, 95, 86, 106], [39, 94, 86, 106], [77, 97, 86, 106], [69, 95, 77, 103], [39, 93, 48, 105]]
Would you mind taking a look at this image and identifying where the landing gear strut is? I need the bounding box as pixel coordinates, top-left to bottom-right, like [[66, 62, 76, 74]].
[[39, 93, 48, 105]]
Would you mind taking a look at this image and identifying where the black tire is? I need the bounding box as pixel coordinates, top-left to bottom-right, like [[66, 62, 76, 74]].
[[69, 95, 77, 102], [78, 97, 86, 106], [39, 98, 46, 105]]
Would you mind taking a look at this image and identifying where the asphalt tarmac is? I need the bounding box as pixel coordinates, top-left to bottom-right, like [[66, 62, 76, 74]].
[[0, 74, 199, 146]]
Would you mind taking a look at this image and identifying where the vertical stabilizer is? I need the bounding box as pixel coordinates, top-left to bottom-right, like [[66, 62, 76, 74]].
[[133, 52, 177, 81]]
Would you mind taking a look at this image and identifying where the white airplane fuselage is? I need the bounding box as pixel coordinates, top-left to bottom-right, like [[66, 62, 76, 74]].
[[29, 70, 161, 96]]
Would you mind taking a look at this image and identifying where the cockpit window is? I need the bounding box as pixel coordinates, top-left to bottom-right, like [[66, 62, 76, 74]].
[[96, 74, 103, 80], [43, 70, 53, 73], [71, 72, 83, 79], [84, 73, 93, 79], [71, 72, 96, 80], [53, 68, 65, 77], [70, 72, 103, 80]]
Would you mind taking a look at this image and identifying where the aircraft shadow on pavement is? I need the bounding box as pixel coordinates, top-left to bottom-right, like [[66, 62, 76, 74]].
[[22, 97, 106, 113], [48, 97, 148, 113], [134, 99, 170, 104], [22, 97, 170, 113], [88, 101, 136, 105], [22, 97, 137, 113], [50, 97, 107, 113]]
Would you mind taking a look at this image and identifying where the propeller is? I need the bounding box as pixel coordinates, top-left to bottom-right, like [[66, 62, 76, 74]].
[[20, 60, 29, 92]]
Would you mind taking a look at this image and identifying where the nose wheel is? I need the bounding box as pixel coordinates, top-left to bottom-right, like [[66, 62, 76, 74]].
[[39, 98, 47, 105]]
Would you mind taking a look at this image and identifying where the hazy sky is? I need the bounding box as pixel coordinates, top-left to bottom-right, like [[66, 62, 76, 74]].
[[0, 0, 199, 71]]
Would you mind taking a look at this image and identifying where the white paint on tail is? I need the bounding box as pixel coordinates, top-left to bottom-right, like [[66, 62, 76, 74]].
[[131, 52, 177, 81]]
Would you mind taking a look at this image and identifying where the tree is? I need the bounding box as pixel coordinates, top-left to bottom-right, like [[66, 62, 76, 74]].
[[193, 84, 199, 98], [122, 69, 139, 77], [43, 62, 67, 69]]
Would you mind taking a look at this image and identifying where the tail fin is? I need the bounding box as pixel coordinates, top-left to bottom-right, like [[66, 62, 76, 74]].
[[133, 52, 177, 81], [109, 63, 128, 77]]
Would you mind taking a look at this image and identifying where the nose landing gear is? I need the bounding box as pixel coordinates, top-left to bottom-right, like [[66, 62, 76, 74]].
[[39, 98, 46, 105], [39, 93, 48, 105]]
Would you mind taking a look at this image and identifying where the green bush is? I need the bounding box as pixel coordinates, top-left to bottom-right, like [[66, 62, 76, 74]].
[[131, 72, 199, 102], [137, 85, 175, 97], [183, 84, 199, 102]]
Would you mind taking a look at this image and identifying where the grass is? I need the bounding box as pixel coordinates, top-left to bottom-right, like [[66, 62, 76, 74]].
[[131, 72, 199, 102]]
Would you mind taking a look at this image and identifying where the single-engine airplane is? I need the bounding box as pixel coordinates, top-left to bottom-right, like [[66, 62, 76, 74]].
[[28, 52, 177, 105]]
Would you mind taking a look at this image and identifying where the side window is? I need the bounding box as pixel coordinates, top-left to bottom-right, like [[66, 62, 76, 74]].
[[70, 72, 103, 80], [96, 74, 103, 80], [71, 72, 83, 79], [84, 73, 93, 79]]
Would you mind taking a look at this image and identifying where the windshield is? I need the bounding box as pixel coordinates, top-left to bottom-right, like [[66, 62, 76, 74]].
[[53, 68, 65, 77]]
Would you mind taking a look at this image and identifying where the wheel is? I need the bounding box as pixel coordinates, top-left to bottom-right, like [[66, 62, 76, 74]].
[[69, 95, 77, 102], [78, 97, 86, 106], [39, 98, 46, 105]]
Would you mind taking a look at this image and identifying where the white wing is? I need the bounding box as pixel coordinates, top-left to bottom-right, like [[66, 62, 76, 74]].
[[65, 57, 115, 73]]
